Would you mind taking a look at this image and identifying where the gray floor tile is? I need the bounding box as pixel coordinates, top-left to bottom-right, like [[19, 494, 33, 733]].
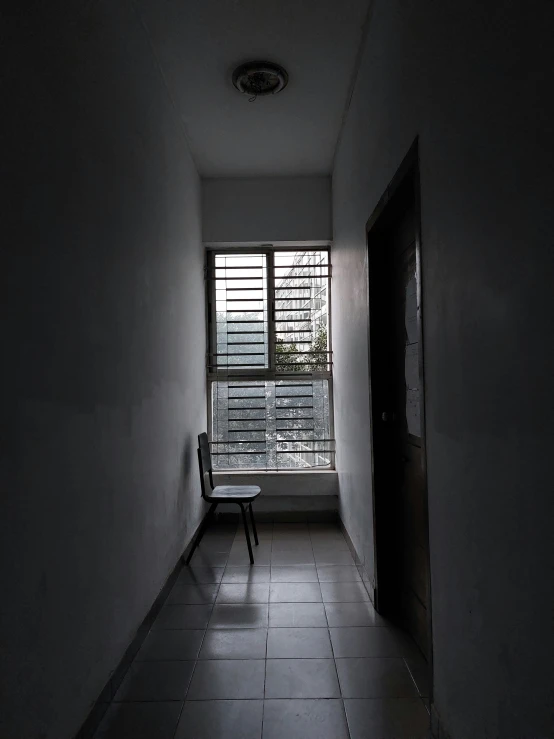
[[197, 542, 233, 556], [270, 565, 318, 582], [314, 550, 355, 565], [178, 567, 224, 584], [271, 541, 309, 550], [324, 602, 383, 627], [336, 658, 419, 698], [175, 700, 263, 739], [254, 522, 274, 533], [308, 523, 342, 532], [273, 514, 311, 523], [330, 627, 413, 658], [312, 541, 349, 552], [271, 541, 313, 553], [230, 533, 271, 546], [320, 581, 370, 602], [199, 628, 268, 659], [136, 629, 204, 661], [187, 659, 265, 699], [94, 701, 182, 738], [312, 541, 350, 554], [228, 546, 272, 566], [229, 542, 272, 555], [270, 582, 322, 603], [344, 698, 430, 739], [273, 523, 309, 533], [216, 583, 270, 603], [265, 659, 340, 698], [262, 699, 349, 739], [266, 628, 332, 658], [204, 524, 238, 536], [201, 533, 235, 548], [113, 661, 194, 701], [153, 604, 212, 630], [271, 551, 315, 565], [223, 566, 271, 583], [310, 532, 348, 549], [202, 529, 235, 541], [232, 533, 272, 549], [234, 524, 272, 539], [209, 604, 269, 629], [271, 534, 310, 544], [310, 522, 346, 531], [269, 603, 327, 628], [317, 566, 361, 582], [166, 583, 219, 604], [189, 550, 229, 567], [311, 532, 349, 543]]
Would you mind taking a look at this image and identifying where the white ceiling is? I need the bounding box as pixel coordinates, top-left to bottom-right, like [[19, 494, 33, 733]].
[[136, 0, 370, 177]]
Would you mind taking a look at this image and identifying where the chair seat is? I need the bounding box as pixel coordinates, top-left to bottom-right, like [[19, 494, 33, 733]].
[[207, 485, 261, 502]]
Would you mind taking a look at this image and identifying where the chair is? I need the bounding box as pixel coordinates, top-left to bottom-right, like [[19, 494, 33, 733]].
[[185, 432, 261, 565]]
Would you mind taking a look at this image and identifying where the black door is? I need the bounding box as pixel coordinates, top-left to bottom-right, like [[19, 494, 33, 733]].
[[368, 172, 431, 659]]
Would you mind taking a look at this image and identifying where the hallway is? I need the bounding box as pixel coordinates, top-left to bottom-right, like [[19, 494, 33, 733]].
[[5, 1, 554, 735], [95, 522, 429, 738]]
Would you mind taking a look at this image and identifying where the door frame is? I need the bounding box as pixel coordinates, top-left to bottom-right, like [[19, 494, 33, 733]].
[[365, 138, 433, 682]]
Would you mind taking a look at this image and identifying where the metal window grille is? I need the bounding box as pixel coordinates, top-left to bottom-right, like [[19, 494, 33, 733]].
[[206, 248, 334, 470]]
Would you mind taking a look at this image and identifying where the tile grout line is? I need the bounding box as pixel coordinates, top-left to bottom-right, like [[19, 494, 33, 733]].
[[260, 520, 274, 737], [316, 525, 351, 738], [139, 524, 364, 737], [318, 530, 351, 738]]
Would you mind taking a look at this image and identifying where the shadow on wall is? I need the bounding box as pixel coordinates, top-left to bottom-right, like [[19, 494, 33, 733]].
[[177, 431, 202, 523]]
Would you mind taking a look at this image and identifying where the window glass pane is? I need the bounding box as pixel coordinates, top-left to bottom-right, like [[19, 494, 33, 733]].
[[274, 250, 329, 372], [211, 379, 334, 470], [213, 253, 268, 370]]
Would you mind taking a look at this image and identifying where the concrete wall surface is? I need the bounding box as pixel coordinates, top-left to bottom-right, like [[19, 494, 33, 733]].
[[210, 472, 339, 516], [213, 471, 338, 497], [332, 1, 554, 737], [202, 176, 332, 243], [1, 3, 206, 737]]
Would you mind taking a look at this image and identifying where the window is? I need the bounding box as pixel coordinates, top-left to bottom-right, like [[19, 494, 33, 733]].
[[206, 248, 334, 470]]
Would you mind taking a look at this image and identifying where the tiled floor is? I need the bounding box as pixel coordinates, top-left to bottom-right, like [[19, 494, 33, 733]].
[[95, 522, 430, 739]]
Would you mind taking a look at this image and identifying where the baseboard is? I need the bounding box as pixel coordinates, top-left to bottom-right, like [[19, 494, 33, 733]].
[[74, 516, 205, 739], [338, 516, 377, 606], [338, 518, 440, 735], [430, 705, 452, 739]]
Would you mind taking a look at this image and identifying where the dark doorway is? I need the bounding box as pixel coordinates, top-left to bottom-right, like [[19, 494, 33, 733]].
[[366, 142, 432, 669]]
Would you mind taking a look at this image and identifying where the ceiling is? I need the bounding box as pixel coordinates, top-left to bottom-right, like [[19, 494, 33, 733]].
[[136, 0, 370, 177]]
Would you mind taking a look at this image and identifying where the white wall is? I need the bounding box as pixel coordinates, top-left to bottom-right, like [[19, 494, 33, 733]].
[[213, 470, 339, 517], [213, 471, 338, 497], [1, 3, 206, 737], [202, 176, 332, 243], [332, 1, 554, 737]]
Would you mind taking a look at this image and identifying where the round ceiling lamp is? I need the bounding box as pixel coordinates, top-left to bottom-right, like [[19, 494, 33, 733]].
[[232, 61, 288, 100]]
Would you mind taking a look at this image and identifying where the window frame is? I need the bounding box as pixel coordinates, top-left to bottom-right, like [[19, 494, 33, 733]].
[[205, 245, 334, 471]]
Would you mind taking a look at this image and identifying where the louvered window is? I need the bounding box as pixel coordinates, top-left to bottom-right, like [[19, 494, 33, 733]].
[[206, 248, 334, 470]]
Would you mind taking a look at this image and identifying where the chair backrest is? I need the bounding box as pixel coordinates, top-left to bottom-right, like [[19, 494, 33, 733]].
[[198, 432, 214, 496]]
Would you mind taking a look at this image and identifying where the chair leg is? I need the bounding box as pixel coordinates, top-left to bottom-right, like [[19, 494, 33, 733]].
[[185, 502, 217, 565], [239, 503, 254, 565], [249, 503, 259, 546]]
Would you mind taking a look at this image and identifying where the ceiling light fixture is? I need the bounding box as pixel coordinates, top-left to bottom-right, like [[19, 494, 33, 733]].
[[232, 61, 288, 101]]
